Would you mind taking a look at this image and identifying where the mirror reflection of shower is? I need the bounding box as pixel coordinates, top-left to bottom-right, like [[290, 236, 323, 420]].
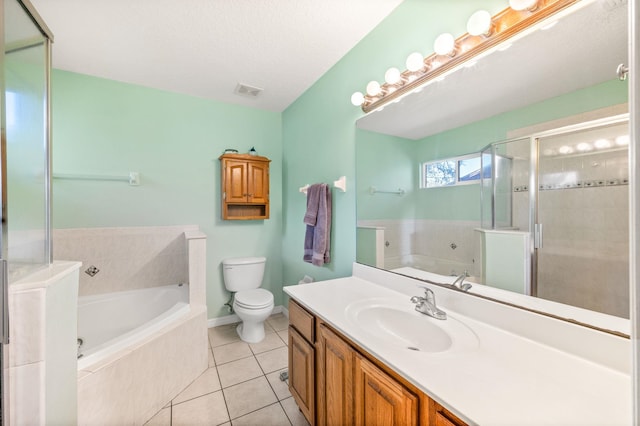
[[480, 117, 630, 318]]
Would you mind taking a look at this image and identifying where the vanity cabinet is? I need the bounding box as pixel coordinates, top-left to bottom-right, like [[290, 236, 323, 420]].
[[219, 153, 270, 220], [288, 299, 467, 426], [288, 299, 316, 423], [354, 353, 418, 425]]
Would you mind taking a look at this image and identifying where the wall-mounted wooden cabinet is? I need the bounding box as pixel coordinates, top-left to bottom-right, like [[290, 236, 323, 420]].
[[219, 153, 270, 220], [288, 299, 468, 426]]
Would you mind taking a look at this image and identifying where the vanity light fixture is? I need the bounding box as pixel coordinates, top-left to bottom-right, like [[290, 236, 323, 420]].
[[384, 67, 403, 85], [366, 80, 382, 97], [576, 142, 592, 152], [351, 0, 580, 113], [351, 91, 365, 106], [558, 145, 574, 154], [433, 33, 456, 56], [406, 52, 425, 72], [593, 138, 612, 149], [615, 135, 630, 146], [467, 10, 493, 37]]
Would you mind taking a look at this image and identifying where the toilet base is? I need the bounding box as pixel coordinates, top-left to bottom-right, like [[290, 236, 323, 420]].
[[236, 321, 266, 343]]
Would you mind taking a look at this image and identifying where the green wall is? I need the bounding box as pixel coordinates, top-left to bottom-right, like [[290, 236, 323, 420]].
[[51, 70, 283, 318], [281, 0, 507, 286]]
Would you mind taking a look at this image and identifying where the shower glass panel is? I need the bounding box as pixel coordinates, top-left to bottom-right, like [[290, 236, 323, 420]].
[[536, 121, 629, 318], [4, 0, 49, 283], [481, 138, 530, 231]]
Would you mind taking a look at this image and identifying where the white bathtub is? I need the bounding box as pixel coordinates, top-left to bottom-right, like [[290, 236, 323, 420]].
[[77, 283, 190, 370]]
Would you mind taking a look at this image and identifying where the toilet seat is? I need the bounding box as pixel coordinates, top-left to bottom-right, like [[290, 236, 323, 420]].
[[234, 289, 273, 309]]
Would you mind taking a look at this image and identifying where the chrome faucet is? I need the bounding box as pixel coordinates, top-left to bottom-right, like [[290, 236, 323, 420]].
[[410, 288, 447, 320], [451, 273, 472, 292]]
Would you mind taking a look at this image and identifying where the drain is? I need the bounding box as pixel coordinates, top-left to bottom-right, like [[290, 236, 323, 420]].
[[407, 346, 420, 351]]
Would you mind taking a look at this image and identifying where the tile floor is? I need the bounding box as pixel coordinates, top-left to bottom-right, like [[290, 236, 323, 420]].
[[145, 313, 310, 426]]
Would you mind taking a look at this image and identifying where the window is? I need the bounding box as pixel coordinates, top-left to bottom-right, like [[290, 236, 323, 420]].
[[421, 154, 484, 188]]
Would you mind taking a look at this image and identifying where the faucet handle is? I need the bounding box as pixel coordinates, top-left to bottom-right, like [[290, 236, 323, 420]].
[[410, 295, 422, 304], [423, 287, 435, 303]]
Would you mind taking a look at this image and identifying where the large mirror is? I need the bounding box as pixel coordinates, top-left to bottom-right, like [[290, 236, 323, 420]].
[[355, 0, 630, 335]]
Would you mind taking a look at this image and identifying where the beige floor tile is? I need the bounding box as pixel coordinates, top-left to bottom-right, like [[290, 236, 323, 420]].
[[277, 330, 289, 345], [209, 323, 241, 347], [265, 368, 291, 401], [255, 346, 289, 374], [231, 402, 291, 426], [144, 406, 171, 426], [266, 314, 289, 331], [249, 332, 285, 354], [172, 391, 229, 426], [173, 367, 221, 405], [281, 397, 310, 426], [223, 376, 278, 419], [217, 356, 263, 388], [213, 341, 252, 365]]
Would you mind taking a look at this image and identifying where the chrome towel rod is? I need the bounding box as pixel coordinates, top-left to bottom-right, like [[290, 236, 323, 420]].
[[53, 172, 140, 186]]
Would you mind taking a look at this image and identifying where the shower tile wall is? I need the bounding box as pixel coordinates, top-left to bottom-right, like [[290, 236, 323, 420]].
[[511, 147, 629, 318], [53, 225, 198, 296]]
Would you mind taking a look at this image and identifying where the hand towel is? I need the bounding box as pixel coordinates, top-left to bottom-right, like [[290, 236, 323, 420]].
[[303, 183, 331, 266]]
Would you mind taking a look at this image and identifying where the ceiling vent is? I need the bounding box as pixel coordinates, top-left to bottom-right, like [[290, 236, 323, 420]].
[[234, 83, 263, 98]]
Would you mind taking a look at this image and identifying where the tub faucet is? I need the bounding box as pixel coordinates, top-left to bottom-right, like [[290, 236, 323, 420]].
[[410, 288, 446, 320], [452, 274, 472, 292]]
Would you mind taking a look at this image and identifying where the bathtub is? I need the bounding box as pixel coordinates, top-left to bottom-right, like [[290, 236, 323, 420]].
[[77, 283, 190, 370]]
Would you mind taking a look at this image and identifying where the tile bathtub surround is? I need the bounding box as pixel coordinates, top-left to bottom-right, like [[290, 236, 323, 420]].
[[53, 225, 200, 296], [146, 314, 309, 426]]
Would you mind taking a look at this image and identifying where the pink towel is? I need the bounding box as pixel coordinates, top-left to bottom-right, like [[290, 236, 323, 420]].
[[303, 184, 331, 266]]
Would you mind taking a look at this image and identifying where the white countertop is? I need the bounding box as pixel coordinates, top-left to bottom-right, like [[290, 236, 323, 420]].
[[284, 265, 631, 425]]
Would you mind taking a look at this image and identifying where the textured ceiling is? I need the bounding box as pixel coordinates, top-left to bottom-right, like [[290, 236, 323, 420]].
[[31, 0, 403, 111]]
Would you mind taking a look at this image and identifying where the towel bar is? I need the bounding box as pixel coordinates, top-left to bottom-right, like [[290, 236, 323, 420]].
[[299, 176, 347, 195]]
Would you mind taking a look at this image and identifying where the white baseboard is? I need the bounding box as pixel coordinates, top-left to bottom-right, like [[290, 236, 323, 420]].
[[208, 304, 286, 328]]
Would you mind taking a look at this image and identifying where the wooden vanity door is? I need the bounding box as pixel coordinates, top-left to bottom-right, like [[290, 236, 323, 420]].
[[288, 326, 315, 424], [317, 324, 354, 426], [354, 353, 418, 426]]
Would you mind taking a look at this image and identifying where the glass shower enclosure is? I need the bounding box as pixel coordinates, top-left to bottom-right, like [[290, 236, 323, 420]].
[[1, 0, 53, 423], [481, 116, 630, 319]]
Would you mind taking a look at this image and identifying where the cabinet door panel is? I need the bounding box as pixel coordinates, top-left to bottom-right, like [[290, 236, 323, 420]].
[[247, 161, 269, 203], [224, 160, 248, 202], [289, 326, 315, 424], [354, 354, 418, 426], [317, 324, 353, 426]]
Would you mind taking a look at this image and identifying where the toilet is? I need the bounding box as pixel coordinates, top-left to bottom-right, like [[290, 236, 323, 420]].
[[222, 257, 274, 343]]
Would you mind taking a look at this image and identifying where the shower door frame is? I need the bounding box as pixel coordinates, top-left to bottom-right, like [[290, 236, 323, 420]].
[[528, 114, 630, 300], [1, 0, 53, 424]]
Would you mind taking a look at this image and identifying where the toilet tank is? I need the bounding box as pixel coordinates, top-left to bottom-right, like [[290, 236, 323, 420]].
[[222, 257, 266, 292]]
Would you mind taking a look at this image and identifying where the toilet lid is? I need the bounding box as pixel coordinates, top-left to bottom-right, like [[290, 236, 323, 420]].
[[235, 289, 273, 309]]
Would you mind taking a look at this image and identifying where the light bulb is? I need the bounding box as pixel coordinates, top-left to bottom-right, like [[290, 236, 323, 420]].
[[366, 81, 382, 97], [434, 33, 456, 56], [558, 146, 573, 154], [616, 135, 630, 146], [384, 67, 402, 85], [593, 139, 611, 149], [351, 92, 364, 106], [467, 10, 492, 36], [406, 52, 424, 72], [509, 0, 538, 11], [576, 142, 592, 152]]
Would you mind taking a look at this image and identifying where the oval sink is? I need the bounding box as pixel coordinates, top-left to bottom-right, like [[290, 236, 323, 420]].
[[356, 306, 452, 352], [345, 297, 478, 354]]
